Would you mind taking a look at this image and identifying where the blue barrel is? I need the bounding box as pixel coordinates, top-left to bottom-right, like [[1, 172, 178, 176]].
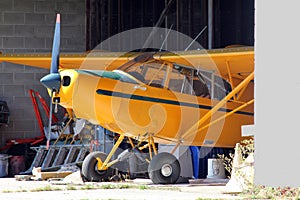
[[189, 146, 200, 179]]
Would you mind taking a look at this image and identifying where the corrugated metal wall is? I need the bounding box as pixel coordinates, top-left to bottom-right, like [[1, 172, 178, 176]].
[[86, 0, 254, 50]]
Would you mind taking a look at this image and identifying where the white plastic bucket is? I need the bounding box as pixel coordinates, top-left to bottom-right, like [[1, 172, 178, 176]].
[[207, 158, 226, 179], [0, 154, 9, 177]]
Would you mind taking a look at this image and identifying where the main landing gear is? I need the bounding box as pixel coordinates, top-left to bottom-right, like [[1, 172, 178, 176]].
[[82, 151, 181, 184], [81, 135, 181, 184]]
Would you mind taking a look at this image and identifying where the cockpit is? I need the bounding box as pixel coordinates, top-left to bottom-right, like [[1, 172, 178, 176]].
[[76, 56, 231, 100], [114, 59, 231, 100]]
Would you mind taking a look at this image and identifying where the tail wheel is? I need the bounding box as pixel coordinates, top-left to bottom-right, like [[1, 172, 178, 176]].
[[148, 152, 181, 184], [82, 151, 113, 182]]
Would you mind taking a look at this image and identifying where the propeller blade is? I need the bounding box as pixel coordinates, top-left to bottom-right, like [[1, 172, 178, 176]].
[[40, 13, 61, 91], [50, 13, 60, 74]]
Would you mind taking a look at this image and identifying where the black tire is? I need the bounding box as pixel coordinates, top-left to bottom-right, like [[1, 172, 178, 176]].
[[148, 152, 181, 184], [82, 151, 114, 182]]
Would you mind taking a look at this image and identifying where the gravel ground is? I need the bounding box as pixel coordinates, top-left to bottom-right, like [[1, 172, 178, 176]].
[[0, 178, 242, 200]]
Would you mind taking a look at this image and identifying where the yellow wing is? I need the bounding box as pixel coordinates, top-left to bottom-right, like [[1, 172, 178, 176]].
[[0, 47, 254, 80], [0, 52, 129, 70], [157, 46, 254, 80]]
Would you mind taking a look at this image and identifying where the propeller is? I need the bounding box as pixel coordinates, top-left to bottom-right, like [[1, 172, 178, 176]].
[[40, 13, 61, 149], [40, 13, 61, 91]]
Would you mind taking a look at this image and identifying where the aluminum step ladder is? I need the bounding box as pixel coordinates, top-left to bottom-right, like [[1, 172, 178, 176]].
[[21, 144, 90, 174]]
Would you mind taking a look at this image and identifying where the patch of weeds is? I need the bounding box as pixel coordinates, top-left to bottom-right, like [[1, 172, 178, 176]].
[[49, 186, 62, 191], [79, 182, 180, 192], [118, 184, 132, 189], [159, 186, 180, 191], [101, 184, 116, 189], [99, 183, 137, 190], [2, 190, 13, 193], [241, 185, 299, 199], [2, 189, 28, 193], [66, 185, 77, 190], [218, 138, 254, 178], [17, 189, 28, 192], [138, 185, 149, 190], [30, 185, 62, 192], [81, 184, 97, 190]]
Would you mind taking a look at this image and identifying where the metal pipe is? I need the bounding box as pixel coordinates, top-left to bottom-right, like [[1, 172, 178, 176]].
[[184, 26, 207, 51], [211, 72, 215, 99], [103, 128, 106, 153], [208, 0, 213, 49], [46, 90, 54, 150], [159, 24, 173, 52], [142, 0, 175, 49]]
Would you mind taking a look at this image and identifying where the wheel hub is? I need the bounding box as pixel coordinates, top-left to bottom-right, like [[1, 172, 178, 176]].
[[161, 164, 172, 177]]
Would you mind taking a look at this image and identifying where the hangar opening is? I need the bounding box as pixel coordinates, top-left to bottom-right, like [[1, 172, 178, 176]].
[[86, 0, 254, 50]]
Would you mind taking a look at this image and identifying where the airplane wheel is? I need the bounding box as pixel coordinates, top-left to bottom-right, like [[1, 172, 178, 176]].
[[148, 152, 180, 184], [82, 151, 113, 182]]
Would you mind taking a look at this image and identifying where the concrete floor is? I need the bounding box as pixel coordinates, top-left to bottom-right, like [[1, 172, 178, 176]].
[[0, 178, 242, 200]]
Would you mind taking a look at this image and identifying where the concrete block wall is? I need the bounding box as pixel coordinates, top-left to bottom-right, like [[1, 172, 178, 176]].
[[0, 0, 86, 148]]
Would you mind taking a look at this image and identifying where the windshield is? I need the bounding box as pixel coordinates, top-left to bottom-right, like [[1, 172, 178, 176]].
[[116, 60, 169, 88]]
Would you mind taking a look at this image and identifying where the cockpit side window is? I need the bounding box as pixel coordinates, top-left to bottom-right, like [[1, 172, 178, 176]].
[[119, 60, 168, 88], [168, 66, 194, 95], [197, 70, 232, 100], [168, 65, 212, 98], [143, 62, 168, 88], [193, 71, 210, 98]]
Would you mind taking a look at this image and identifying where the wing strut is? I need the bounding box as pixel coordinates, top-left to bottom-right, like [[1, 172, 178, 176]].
[[225, 60, 235, 99], [181, 71, 254, 140], [197, 99, 254, 133]]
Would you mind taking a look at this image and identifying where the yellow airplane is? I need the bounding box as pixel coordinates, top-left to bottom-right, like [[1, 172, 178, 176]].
[[0, 14, 254, 184]]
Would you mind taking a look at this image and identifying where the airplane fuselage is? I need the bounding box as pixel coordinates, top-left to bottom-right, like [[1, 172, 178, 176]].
[[57, 67, 253, 148]]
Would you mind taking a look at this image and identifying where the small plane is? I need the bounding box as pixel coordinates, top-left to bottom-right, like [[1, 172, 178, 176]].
[[0, 14, 254, 184]]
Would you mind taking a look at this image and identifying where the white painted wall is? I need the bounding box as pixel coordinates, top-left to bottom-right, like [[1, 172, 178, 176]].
[[255, 0, 300, 187]]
